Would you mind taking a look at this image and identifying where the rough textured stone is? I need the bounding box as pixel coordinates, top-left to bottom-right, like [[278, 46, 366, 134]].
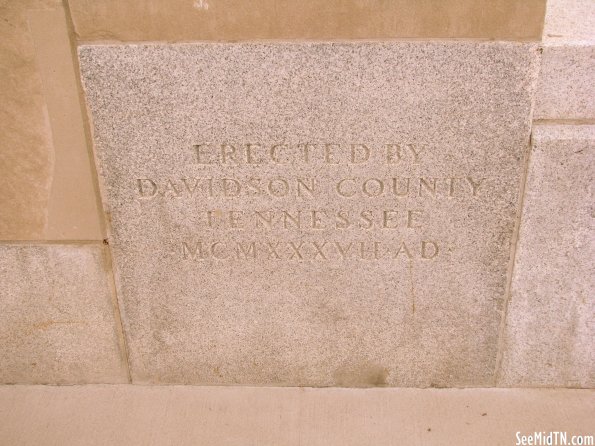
[[543, 0, 595, 41], [499, 124, 595, 388], [0, 386, 593, 446], [79, 42, 539, 386], [0, 244, 129, 384], [534, 43, 595, 120], [68, 0, 546, 41], [535, 0, 595, 120]]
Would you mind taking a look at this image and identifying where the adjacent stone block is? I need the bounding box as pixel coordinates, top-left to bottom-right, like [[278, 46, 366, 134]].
[[543, 0, 595, 41], [534, 43, 595, 120], [27, 8, 105, 239], [0, 244, 129, 384], [0, 1, 59, 239], [0, 4, 105, 240], [535, 0, 595, 120], [500, 124, 595, 387], [79, 42, 539, 386]]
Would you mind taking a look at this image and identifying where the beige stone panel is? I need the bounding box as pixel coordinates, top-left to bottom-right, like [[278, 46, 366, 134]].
[[79, 42, 539, 386], [0, 386, 593, 445], [0, 244, 129, 384], [0, 3, 104, 240], [500, 124, 595, 387], [68, 0, 546, 41], [27, 9, 104, 240], [543, 0, 595, 41], [0, 0, 60, 239]]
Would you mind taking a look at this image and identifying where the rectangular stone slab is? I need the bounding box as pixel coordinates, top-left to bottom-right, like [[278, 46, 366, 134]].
[[499, 124, 595, 388], [0, 244, 128, 384], [79, 42, 539, 386]]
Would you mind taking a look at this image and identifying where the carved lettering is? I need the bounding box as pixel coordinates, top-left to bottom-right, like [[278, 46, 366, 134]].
[[181, 239, 441, 261], [135, 176, 486, 199], [143, 141, 489, 266], [190, 142, 428, 165], [466, 177, 486, 196], [137, 179, 158, 198]]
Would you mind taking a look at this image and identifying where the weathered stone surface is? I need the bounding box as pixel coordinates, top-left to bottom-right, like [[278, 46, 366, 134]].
[[0, 244, 129, 384], [534, 43, 595, 120], [0, 4, 104, 240], [0, 1, 59, 239], [27, 8, 105, 240], [79, 42, 539, 386], [69, 0, 546, 42], [499, 124, 595, 388]]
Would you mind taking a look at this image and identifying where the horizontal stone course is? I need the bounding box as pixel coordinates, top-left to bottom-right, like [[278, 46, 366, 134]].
[[68, 0, 546, 41], [0, 386, 593, 446]]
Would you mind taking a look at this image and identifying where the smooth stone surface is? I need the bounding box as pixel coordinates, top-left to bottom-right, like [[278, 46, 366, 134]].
[[0, 3, 105, 240], [79, 42, 539, 386], [1, 386, 594, 446], [69, 0, 546, 41], [0, 1, 58, 239], [500, 124, 595, 388], [0, 244, 128, 384], [27, 8, 105, 240], [534, 43, 595, 120]]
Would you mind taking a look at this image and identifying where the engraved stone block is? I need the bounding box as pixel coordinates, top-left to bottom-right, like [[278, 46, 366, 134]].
[[79, 42, 539, 386], [500, 124, 595, 388], [0, 244, 129, 384]]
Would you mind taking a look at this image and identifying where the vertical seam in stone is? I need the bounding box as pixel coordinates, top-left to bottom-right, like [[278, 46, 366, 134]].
[[493, 138, 532, 386], [493, 45, 543, 386], [61, 0, 133, 383], [60, 0, 106, 237], [101, 243, 133, 383]]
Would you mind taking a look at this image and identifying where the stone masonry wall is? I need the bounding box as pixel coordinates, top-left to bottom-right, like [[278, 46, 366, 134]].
[[0, 0, 592, 387]]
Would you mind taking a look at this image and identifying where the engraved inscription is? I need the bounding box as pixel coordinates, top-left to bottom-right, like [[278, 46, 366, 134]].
[[182, 240, 440, 261], [136, 176, 485, 199], [131, 142, 491, 262], [192, 142, 427, 165]]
